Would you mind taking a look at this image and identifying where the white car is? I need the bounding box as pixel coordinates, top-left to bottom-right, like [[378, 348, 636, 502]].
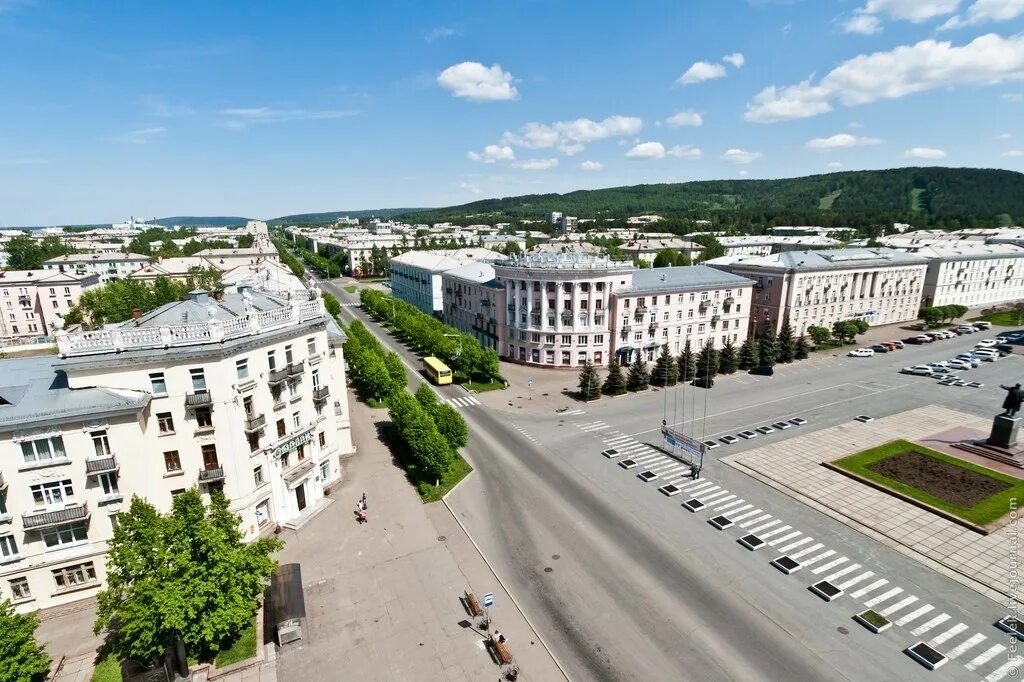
[[929, 361, 950, 368], [996, 336, 1009, 344], [901, 365, 934, 376], [955, 355, 982, 367], [976, 339, 999, 348], [848, 348, 874, 357], [973, 321, 992, 330], [956, 325, 976, 334], [947, 359, 972, 371]]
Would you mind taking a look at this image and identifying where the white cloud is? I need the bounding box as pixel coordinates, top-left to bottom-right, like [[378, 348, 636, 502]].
[[940, 0, 1024, 30], [1003, 92, 1024, 101], [998, 132, 1014, 138], [437, 62, 518, 102], [665, 110, 704, 127], [863, 0, 960, 22], [723, 52, 746, 68], [667, 145, 702, 159], [738, 170, 750, 177], [722, 148, 763, 164], [1003, 149, 1024, 156], [466, 144, 515, 163], [459, 181, 483, 195], [904, 146, 948, 159], [425, 26, 458, 42], [677, 61, 727, 85], [805, 133, 884, 150], [513, 157, 558, 170], [220, 107, 358, 128], [580, 160, 604, 171], [626, 142, 667, 159], [501, 115, 642, 155], [849, 121, 865, 128], [828, 161, 845, 168], [120, 126, 167, 144], [843, 14, 883, 34], [745, 33, 1024, 123]]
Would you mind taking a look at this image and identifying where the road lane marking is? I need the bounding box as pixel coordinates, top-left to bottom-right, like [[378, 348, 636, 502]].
[[927, 622, 967, 647], [982, 656, 1022, 682], [910, 613, 951, 636], [711, 499, 746, 512], [776, 537, 812, 553], [729, 509, 763, 523], [965, 644, 1006, 671], [788, 543, 824, 560], [878, 595, 918, 617], [836, 571, 874, 590], [756, 524, 791, 540], [893, 603, 933, 627], [863, 586, 902, 607], [739, 515, 773, 529], [945, 633, 986, 660], [746, 519, 781, 534], [823, 563, 860, 582], [767, 530, 801, 546], [811, 556, 848, 575], [800, 549, 835, 567], [850, 578, 888, 599], [698, 491, 731, 503]]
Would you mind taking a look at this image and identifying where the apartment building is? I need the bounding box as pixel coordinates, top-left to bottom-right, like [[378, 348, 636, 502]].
[[610, 266, 754, 363], [914, 243, 1024, 308], [716, 235, 843, 257], [440, 263, 504, 351], [390, 248, 505, 314], [42, 253, 151, 285], [707, 248, 929, 336], [618, 238, 704, 263], [0, 270, 100, 340], [0, 287, 354, 612]]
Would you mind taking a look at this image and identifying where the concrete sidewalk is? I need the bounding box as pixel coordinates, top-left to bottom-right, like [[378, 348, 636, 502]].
[[274, 399, 562, 681]]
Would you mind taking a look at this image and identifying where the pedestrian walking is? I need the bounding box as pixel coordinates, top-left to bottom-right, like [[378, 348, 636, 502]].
[[361, 492, 368, 510]]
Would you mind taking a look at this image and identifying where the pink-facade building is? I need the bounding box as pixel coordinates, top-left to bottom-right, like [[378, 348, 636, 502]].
[[0, 270, 100, 340]]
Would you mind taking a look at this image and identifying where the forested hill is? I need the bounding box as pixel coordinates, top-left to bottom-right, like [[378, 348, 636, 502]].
[[155, 216, 250, 227], [398, 167, 1024, 229], [270, 207, 425, 224]]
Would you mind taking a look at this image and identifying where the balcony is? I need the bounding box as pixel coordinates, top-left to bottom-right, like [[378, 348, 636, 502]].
[[244, 413, 267, 433], [22, 503, 89, 530], [648, 322, 659, 332], [198, 466, 225, 483], [313, 385, 330, 402], [85, 455, 118, 476], [635, 306, 648, 314], [268, 366, 290, 384], [182, 391, 211, 409], [288, 361, 304, 376]]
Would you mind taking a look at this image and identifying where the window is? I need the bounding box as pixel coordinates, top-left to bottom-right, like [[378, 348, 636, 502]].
[[149, 372, 167, 396], [9, 577, 30, 600], [160, 451, 181, 474], [20, 436, 66, 464], [297, 443, 307, 461], [171, 488, 186, 498], [98, 472, 119, 496], [319, 431, 326, 447], [247, 431, 260, 452], [157, 412, 174, 434], [594, 334, 604, 344], [41, 522, 88, 548], [0, 535, 18, 560], [578, 335, 588, 345], [195, 407, 213, 429], [277, 419, 286, 438], [285, 344, 294, 365], [253, 466, 264, 486], [31, 480, 74, 507], [90, 430, 111, 458], [0, 491, 6, 515], [267, 350, 277, 371], [292, 412, 301, 429], [201, 444, 219, 469], [307, 337, 317, 355], [255, 500, 270, 527], [52, 562, 97, 591], [319, 460, 331, 481], [545, 334, 555, 344], [243, 395, 254, 415], [189, 368, 206, 391], [288, 378, 300, 397], [561, 335, 572, 345], [236, 358, 249, 381]]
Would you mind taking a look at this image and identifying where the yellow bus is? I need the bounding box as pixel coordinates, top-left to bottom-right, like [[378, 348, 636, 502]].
[[423, 356, 453, 385]]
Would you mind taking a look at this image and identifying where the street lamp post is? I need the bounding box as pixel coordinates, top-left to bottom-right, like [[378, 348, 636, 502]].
[[443, 333, 463, 376]]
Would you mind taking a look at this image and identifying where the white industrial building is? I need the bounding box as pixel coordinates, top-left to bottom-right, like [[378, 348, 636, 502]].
[[389, 248, 505, 314]]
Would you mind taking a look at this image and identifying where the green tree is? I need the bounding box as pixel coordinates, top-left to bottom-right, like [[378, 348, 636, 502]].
[[649, 346, 678, 386], [677, 339, 697, 381], [738, 338, 759, 370], [383, 352, 407, 396], [430, 403, 469, 451], [414, 382, 439, 411], [0, 600, 50, 682], [852, 318, 870, 335], [777, 314, 796, 364], [695, 339, 720, 379], [5, 234, 75, 269], [758, 323, 778, 368], [794, 336, 810, 360], [626, 355, 650, 392], [719, 339, 738, 374], [362, 354, 394, 402], [601, 357, 627, 396], [95, 490, 281, 663], [807, 325, 832, 346], [832, 320, 859, 344], [577, 361, 602, 401], [691, 234, 726, 262], [322, 292, 342, 318], [919, 306, 942, 329], [652, 249, 691, 268]]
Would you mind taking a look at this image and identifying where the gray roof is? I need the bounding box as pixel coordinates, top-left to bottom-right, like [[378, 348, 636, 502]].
[[441, 262, 502, 289], [0, 356, 150, 432], [325, 316, 348, 347], [127, 289, 290, 328], [619, 265, 754, 295], [711, 248, 928, 272]]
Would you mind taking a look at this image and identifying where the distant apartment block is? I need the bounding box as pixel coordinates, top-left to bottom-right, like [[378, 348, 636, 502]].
[[389, 248, 505, 314], [913, 243, 1024, 308], [0, 270, 100, 340], [43, 252, 151, 285], [440, 263, 504, 351]]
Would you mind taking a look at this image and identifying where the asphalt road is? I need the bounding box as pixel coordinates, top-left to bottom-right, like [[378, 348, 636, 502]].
[[324, 278, 1010, 681]]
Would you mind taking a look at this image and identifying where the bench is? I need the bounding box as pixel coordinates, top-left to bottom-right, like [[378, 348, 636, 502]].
[[491, 634, 513, 666], [464, 590, 484, 617]]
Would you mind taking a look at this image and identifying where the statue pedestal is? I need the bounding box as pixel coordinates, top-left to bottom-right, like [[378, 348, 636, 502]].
[[988, 415, 1020, 448]]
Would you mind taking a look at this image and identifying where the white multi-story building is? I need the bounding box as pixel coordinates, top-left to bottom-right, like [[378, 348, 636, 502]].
[[43, 253, 151, 284], [390, 249, 505, 314], [610, 266, 754, 363], [913, 243, 1024, 308], [717, 235, 843, 257], [440, 263, 504, 351], [0, 286, 354, 612], [0, 270, 101, 340]]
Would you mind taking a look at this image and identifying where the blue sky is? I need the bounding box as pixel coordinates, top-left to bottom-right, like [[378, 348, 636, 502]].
[[1, 0, 1023, 225]]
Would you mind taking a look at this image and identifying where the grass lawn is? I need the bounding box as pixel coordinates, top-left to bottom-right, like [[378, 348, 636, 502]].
[[972, 310, 1024, 327], [343, 284, 358, 294], [215, 620, 258, 668], [417, 456, 473, 503], [380, 421, 472, 502], [833, 439, 1024, 525], [366, 397, 389, 409], [92, 654, 120, 682], [462, 378, 505, 392]]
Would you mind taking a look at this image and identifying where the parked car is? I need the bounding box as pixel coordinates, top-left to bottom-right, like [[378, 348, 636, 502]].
[[974, 321, 992, 330], [947, 327, 964, 335], [1007, 332, 1023, 341], [930, 360, 950, 367], [927, 332, 946, 341], [956, 325, 977, 334], [914, 335, 934, 343], [900, 365, 934, 375], [930, 366, 953, 374], [870, 344, 890, 353], [996, 344, 1014, 356], [947, 359, 972, 371], [955, 354, 982, 367], [996, 336, 1009, 344], [976, 338, 999, 348], [889, 340, 905, 349], [848, 348, 875, 357]]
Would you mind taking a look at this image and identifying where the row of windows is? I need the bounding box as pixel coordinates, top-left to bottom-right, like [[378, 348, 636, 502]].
[[510, 281, 607, 293], [1, 562, 97, 602], [623, 290, 737, 307]]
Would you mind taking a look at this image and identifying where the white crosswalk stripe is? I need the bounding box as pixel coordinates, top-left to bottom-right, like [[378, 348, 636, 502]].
[[768, 531, 802, 547], [945, 632, 986, 660], [800, 550, 836, 568], [836, 571, 874, 591], [739, 514, 772, 528], [789, 543, 824, 560], [580, 423, 609, 432], [910, 613, 950, 636], [712, 500, 747, 512], [823, 563, 860, 583], [983, 657, 1022, 682], [928, 622, 967, 647], [562, 409, 586, 415], [676, 479, 707, 490], [604, 436, 632, 445], [878, 595, 917, 617], [747, 519, 782, 534], [863, 587, 902, 608], [757, 525, 792, 540], [730, 509, 763, 523], [850, 578, 888, 599], [698, 491, 732, 503], [965, 644, 1007, 671], [776, 537, 812, 553], [892, 603, 932, 627], [684, 481, 716, 493], [811, 556, 848, 575]]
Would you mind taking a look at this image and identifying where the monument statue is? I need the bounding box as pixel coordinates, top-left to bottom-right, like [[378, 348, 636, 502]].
[[1000, 383, 1024, 417]]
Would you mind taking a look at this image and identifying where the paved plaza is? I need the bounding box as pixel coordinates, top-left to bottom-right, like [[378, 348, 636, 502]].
[[722, 404, 1021, 607]]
